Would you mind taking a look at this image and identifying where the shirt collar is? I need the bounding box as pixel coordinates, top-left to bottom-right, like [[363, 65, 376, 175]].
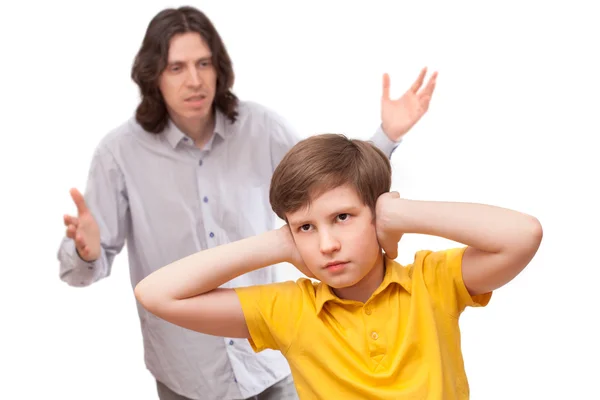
[[314, 257, 413, 315], [164, 109, 229, 149]]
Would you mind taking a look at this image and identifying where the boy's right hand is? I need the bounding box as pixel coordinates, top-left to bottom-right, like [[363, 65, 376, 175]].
[[64, 188, 101, 262], [278, 225, 315, 278]]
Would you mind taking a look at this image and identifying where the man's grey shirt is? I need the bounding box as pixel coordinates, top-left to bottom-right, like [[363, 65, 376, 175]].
[[57, 100, 399, 400]]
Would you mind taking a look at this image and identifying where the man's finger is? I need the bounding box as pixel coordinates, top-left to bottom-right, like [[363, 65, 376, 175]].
[[409, 67, 428, 93], [79, 246, 90, 259], [70, 188, 89, 215], [419, 71, 438, 98], [75, 233, 87, 249], [66, 226, 77, 239], [382, 73, 391, 100], [64, 214, 79, 227]]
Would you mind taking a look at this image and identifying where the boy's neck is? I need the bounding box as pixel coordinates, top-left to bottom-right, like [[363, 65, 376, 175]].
[[331, 252, 386, 303]]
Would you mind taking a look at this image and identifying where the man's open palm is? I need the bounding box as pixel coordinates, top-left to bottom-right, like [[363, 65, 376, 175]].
[[64, 188, 101, 262], [381, 67, 438, 141]]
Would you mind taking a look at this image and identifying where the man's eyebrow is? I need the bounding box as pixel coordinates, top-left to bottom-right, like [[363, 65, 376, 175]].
[[167, 55, 212, 65]]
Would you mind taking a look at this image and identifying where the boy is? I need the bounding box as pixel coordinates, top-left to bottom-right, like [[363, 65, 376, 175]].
[[135, 134, 543, 399]]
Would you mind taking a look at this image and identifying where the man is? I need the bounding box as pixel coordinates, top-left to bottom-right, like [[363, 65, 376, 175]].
[[57, 6, 437, 400]]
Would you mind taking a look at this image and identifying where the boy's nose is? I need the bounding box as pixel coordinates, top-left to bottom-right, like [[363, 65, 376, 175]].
[[319, 232, 341, 254]]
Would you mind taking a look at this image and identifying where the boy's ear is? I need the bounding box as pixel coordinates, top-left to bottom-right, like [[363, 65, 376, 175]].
[[369, 206, 378, 223]]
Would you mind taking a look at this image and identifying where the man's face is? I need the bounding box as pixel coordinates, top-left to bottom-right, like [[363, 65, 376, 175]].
[[287, 184, 383, 290], [158, 32, 217, 123]]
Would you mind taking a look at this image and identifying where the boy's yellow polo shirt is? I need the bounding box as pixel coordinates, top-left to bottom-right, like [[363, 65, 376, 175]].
[[234, 247, 492, 399]]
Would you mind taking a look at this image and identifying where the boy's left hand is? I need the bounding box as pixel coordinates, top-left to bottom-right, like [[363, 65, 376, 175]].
[[381, 67, 437, 141], [278, 225, 315, 278], [375, 191, 403, 259]]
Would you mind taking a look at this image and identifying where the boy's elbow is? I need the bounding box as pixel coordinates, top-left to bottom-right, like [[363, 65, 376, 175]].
[[133, 282, 144, 303], [134, 280, 160, 313], [514, 215, 543, 263], [526, 216, 543, 252]]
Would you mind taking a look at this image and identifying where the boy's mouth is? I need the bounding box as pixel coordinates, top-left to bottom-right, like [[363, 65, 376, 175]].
[[324, 261, 349, 272]]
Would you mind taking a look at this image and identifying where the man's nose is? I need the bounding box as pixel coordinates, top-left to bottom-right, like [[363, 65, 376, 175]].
[[186, 67, 202, 87]]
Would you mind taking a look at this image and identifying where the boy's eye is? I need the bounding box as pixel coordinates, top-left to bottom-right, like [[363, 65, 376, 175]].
[[337, 213, 349, 221], [300, 224, 311, 231]]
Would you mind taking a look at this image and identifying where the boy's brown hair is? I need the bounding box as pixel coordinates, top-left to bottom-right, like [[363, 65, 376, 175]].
[[270, 134, 392, 220]]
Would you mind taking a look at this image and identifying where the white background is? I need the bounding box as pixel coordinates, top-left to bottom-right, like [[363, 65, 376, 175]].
[[1, 1, 599, 399]]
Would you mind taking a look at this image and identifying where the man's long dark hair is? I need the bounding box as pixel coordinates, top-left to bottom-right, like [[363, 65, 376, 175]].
[[131, 6, 238, 133]]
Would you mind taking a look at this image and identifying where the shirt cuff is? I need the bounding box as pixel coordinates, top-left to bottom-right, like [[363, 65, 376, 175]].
[[370, 125, 401, 158], [66, 239, 99, 270]]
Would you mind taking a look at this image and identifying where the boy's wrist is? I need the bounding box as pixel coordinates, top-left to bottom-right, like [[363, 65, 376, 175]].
[[377, 194, 411, 235]]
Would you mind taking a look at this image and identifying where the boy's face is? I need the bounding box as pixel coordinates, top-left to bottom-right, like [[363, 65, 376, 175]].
[[286, 184, 384, 295]]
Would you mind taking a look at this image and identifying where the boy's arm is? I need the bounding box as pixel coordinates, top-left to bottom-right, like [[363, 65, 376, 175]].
[[134, 229, 297, 339], [378, 193, 543, 296]]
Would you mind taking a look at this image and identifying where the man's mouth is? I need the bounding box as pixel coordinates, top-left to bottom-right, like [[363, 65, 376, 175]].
[[186, 94, 206, 102]]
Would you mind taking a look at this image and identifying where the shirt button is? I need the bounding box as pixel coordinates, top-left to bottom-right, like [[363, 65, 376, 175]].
[[365, 307, 372, 315], [203, 196, 208, 203], [198, 159, 203, 166], [209, 232, 214, 238], [229, 340, 234, 345], [371, 331, 379, 340]]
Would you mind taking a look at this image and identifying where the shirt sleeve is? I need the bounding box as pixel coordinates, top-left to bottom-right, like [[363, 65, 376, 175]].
[[57, 143, 129, 287], [234, 280, 306, 355], [264, 109, 301, 172], [414, 247, 492, 318], [368, 125, 401, 159]]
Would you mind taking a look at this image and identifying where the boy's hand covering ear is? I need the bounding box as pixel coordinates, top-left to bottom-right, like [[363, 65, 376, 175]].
[[279, 225, 315, 278], [376, 191, 403, 260]]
